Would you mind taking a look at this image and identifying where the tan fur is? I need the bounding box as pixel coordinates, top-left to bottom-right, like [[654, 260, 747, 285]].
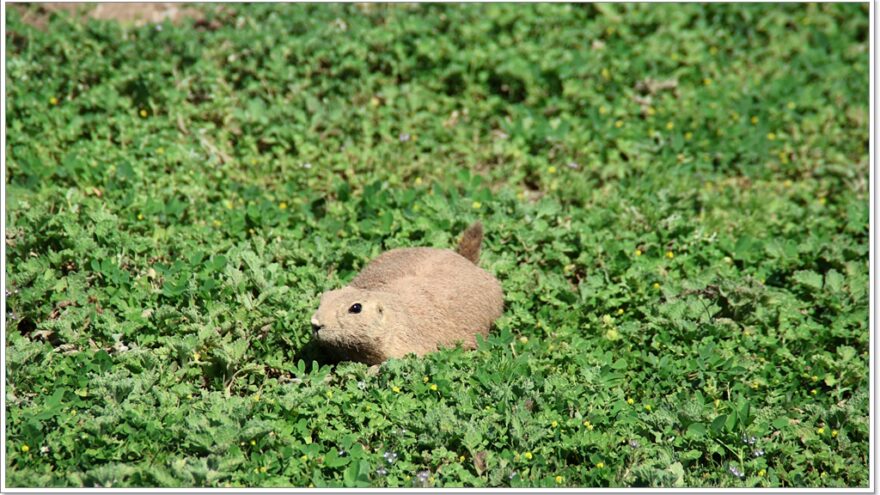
[[310, 222, 503, 364]]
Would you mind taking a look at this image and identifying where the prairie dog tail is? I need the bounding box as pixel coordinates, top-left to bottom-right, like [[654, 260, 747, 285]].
[[456, 221, 483, 264]]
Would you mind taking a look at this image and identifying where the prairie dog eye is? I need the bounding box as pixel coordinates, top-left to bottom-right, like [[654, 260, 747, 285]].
[[349, 303, 362, 314]]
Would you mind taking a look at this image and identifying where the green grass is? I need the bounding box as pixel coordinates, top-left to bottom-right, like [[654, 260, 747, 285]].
[[4, 3, 870, 488]]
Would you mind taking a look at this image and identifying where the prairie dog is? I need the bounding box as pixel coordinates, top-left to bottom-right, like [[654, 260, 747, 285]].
[[310, 222, 503, 364]]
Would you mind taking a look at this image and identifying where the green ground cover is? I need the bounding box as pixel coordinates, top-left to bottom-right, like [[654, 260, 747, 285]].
[[4, 3, 870, 488]]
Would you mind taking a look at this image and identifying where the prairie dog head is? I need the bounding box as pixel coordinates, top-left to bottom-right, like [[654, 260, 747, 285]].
[[310, 287, 392, 363]]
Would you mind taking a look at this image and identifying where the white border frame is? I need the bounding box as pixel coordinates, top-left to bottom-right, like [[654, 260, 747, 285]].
[[0, 1, 875, 493]]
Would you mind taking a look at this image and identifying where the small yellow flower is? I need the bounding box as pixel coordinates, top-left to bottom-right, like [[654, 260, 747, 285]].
[[192, 351, 201, 361], [750, 116, 759, 125], [751, 382, 760, 390], [157, 147, 165, 155], [259, 466, 268, 473], [551, 420, 558, 428], [811, 375, 819, 382], [472, 201, 482, 210], [665, 251, 674, 259], [415, 177, 423, 186], [392, 386, 401, 393], [253, 394, 260, 402], [666, 121, 674, 130], [601, 68, 610, 80], [224, 200, 234, 209], [767, 132, 776, 141], [140, 109, 148, 118], [596, 461, 605, 469], [279, 202, 287, 210], [614, 120, 623, 128], [703, 78, 712, 86], [50, 96, 59, 105], [555, 475, 563, 484], [371, 97, 381, 107], [644, 404, 652, 412], [248, 228, 255, 234], [787, 101, 796, 110], [709, 46, 718, 55], [684, 132, 693, 140], [548, 166, 557, 174], [832, 429, 838, 437], [810, 388, 818, 395], [430, 383, 438, 391], [423, 376, 430, 383], [460, 455, 466, 462], [605, 329, 619, 340], [137, 213, 144, 220], [300, 454, 309, 462], [71, 409, 77, 416], [818, 197, 827, 205], [212, 220, 222, 227], [626, 398, 634, 405], [523, 451, 533, 460], [652, 283, 661, 290], [646, 107, 656, 116], [714, 399, 721, 408], [817, 427, 825, 435], [634, 249, 642, 257], [250, 440, 256, 446], [254, 467, 260, 473], [325, 390, 333, 398], [778, 151, 789, 164], [583, 421, 594, 431], [617, 308, 624, 315], [21, 444, 29, 453], [599, 106, 608, 115], [758, 469, 766, 477], [519, 336, 528, 344]]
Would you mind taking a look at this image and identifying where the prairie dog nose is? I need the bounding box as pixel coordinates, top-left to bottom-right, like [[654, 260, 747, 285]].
[[311, 317, 323, 336]]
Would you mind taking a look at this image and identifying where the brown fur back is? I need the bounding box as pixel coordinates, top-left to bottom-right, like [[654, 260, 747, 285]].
[[456, 221, 483, 264]]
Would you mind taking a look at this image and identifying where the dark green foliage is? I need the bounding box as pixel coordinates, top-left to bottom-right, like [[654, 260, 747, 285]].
[[5, 3, 868, 488]]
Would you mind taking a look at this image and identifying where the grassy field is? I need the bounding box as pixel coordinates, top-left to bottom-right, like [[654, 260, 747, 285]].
[[4, 3, 870, 488]]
